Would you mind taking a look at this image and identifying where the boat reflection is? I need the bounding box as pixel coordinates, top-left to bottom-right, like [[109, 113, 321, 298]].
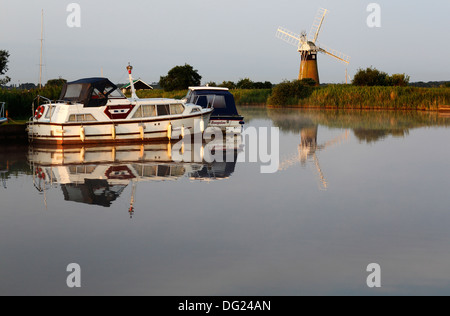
[[28, 137, 242, 216]]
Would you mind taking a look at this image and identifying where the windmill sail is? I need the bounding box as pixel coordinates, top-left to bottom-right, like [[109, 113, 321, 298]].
[[276, 27, 301, 47], [318, 46, 350, 64], [308, 8, 329, 43]]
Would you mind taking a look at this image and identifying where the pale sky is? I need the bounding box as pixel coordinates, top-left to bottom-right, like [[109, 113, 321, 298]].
[[1, 0, 449, 85]]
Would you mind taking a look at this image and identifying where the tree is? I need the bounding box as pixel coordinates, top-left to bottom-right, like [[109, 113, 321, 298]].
[[0, 50, 11, 86], [236, 78, 254, 89], [388, 74, 410, 87], [159, 64, 202, 91], [219, 81, 236, 89], [46, 78, 67, 88], [352, 67, 389, 86]]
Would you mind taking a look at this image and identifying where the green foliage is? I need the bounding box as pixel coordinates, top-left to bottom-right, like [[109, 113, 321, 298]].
[[352, 67, 390, 86], [444, 82, 450, 88], [267, 80, 314, 106], [0, 86, 62, 119], [46, 78, 67, 88], [232, 89, 272, 105], [134, 89, 188, 100], [299, 78, 318, 87], [236, 78, 272, 89], [353, 67, 411, 87], [388, 74, 410, 87], [219, 81, 237, 89], [236, 78, 253, 89], [0, 50, 11, 85], [159, 64, 202, 92]]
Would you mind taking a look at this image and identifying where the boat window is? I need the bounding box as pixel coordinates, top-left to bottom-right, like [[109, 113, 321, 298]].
[[68, 114, 97, 122], [92, 88, 107, 100], [64, 84, 84, 99], [69, 166, 96, 174], [108, 89, 126, 98], [133, 105, 156, 118], [185, 90, 193, 102], [133, 106, 143, 118], [210, 95, 226, 109], [157, 104, 170, 116], [170, 103, 184, 115], [157, 165, 170, 177], [45, 106, 56, 119], [143, 105, 156, 117]]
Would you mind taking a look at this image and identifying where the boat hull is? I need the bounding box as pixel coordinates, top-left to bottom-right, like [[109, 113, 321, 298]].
[[27, 112, 211, 145]]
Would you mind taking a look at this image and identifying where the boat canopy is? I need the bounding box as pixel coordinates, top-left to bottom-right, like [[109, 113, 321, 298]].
[[59, 78, 126, 107], [185, 89, 239, 117]]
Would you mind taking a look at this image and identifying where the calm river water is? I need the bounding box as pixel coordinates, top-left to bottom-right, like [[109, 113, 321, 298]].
[[1, 107, 450, 295]]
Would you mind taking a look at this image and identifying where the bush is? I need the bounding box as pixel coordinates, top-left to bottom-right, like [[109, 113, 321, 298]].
[[353, 67, 390, 86], [388, 74, 410, 87], [0, 86, 62, 119], [267, 80, 314, 106]]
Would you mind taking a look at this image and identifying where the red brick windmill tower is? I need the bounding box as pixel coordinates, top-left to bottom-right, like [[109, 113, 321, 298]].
[[276, 8, 350, 85]]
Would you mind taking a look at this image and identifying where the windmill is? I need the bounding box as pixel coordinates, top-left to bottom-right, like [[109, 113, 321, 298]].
[[276, 8, 350, 85]]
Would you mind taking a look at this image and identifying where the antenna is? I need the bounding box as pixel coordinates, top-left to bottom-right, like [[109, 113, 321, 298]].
[[39, 9, 44, 89]]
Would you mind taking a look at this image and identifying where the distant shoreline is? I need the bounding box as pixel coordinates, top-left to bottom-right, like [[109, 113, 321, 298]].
[[0, 85, 449, 121]]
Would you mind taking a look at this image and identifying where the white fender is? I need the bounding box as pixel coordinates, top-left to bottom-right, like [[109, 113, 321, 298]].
[[167, 123, 172, 140], [200, 119, 205, 133], [112, 125, 116, 140], [80, 127, 85, 142], [139, 125, 145, 140], [181, 125, 185, 139], [80, 147, 85, 161]]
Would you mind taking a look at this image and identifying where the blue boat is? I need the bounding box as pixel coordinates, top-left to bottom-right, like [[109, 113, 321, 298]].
[[183, 87, 244, 133]]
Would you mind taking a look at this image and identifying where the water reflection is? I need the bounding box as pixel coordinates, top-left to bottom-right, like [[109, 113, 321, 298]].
[[2, 109, 450, 295], [27, 138, 242, 216], [240, 107, 450, 143]]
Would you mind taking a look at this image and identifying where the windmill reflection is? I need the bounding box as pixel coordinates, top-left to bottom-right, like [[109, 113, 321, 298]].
[[279, 125, 349, 190], [28, 137, 242, 217]]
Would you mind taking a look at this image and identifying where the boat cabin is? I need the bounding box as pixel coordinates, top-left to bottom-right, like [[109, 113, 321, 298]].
[[184, 87, 240, 118], [60, 78, 128, 107]]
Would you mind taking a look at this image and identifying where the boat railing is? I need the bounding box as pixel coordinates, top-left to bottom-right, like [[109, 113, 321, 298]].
[[0, 102, 5, 118]]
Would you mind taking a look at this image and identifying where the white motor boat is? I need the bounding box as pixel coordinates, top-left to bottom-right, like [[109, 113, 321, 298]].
[[27, 66, 213, 145]]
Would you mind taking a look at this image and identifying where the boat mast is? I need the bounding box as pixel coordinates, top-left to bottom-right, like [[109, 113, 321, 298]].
[[39, 9, 44, 89]]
